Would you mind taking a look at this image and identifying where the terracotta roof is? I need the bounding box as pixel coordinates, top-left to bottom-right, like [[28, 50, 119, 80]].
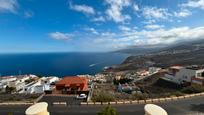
[[56, 76, 88, 85]]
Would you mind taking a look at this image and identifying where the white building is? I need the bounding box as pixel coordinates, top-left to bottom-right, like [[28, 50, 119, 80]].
[[41, 76, 59, 85], [22, 79, 54, 94], [23, 81, 42, 93], [0, 83, 7, 92], [149, 67, 161, 74], [7, 75, 34, 92], [0, 76, 16, 83], [8, 80, 25, 91], [164, 66, 204, 85]]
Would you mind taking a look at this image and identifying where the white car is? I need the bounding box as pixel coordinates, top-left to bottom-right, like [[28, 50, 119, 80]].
[[76, 94, 87, 99]]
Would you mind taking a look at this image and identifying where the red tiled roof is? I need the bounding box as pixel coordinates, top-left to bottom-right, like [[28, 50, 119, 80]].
[[56, 76, 88, 91], [56, 76, 87, 85]]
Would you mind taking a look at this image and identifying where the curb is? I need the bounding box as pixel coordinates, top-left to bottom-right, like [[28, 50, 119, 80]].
[[0, 102, 33, 105]]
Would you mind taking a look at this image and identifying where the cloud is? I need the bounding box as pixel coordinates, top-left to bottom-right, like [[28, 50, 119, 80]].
[[142, 6, 171, 20], [92, 16, 106, 22], [133, 4, 139, 11], [48, 32, 72, 40], [24, 11, 34, 18], [174, 9, 192, 17], [70, 3, 95, 15], [90, 26, 204, 50], [118, 25, 131, 31], [181, 0, 204, 9], [145, 24, 164, 29], [84, 27, 99, 34], [101, 32, 116, 36], [124, 26, 204, 45], [0, 0, 18, 13], [105, 0, 132, 23]]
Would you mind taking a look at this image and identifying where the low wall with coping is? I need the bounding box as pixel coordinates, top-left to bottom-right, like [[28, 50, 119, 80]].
[[1, 92, 204, 106], [0, 102, 33, 105], [81, 92, 204, 106], [0, 93, 45, 106]]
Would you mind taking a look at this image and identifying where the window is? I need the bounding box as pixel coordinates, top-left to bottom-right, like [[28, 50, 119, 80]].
[[197, 73, 202, 77], [202, 72, 204, 78]]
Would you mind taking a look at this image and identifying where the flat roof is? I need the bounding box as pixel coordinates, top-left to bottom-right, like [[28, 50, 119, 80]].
[[170, 66, 183, 70], [186, 66, 204, 70]]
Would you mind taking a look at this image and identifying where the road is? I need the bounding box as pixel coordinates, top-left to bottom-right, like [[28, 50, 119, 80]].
[[39, 95, 84, 106], [0, 95, 204, 115]]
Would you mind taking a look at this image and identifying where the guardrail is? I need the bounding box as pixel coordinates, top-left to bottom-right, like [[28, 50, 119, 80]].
[[81, 92, 204, 106]]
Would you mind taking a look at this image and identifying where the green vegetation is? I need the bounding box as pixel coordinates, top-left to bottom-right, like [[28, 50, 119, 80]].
[[5, 86, 16, 93], [25, 78, 34, 84], [113, 78, 132, 85], [181, 85, 204, 94], [98, 106, 119, 115], [132, 93, 148, 100], [171, 91, 184, 97], [0, 94, 41, 102], [92, 91, 115, 102]]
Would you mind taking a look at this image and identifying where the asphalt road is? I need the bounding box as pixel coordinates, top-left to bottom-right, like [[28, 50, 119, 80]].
[[39, 95, 84, 106], [1, 95, 204, 115]]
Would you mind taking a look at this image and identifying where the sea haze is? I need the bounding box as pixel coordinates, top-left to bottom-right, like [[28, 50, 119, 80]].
[[0, 52, 129, 77]]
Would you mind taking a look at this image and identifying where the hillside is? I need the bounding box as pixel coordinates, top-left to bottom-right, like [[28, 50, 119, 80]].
[[107, 40, 204, 72]]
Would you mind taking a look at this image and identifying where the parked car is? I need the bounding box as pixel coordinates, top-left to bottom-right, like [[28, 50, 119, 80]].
[[76, 94, 87, 99]]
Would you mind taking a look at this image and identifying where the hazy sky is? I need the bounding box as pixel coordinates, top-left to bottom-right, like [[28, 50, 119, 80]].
[[0, 0, 204, 53]]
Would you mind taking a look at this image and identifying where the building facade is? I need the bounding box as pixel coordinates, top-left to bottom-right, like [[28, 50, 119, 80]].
[[164, 66, 204, 85]]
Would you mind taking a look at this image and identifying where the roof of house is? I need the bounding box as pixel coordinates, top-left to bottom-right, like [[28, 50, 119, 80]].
[[56, 76, 88, 85], [186, 65, 204, 70], [170, 66, 183, 70]]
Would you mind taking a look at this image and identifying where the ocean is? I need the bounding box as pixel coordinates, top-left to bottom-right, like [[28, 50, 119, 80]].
[[0, 52, 129, 77]]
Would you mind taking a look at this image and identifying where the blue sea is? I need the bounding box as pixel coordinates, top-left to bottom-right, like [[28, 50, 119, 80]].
[[0, 52, 129, 77]]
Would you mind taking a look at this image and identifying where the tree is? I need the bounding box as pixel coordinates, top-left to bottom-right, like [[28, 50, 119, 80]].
[[98, 106, 119, 115]]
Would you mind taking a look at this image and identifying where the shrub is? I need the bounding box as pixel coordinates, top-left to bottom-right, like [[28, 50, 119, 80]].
[[98, 106, 119, 115], [181, 85, 204, 94], [171, 91, 184, 97], [113, 78, 132, 85], [92, 91, 115, 102], [132, 93, 148, 100]]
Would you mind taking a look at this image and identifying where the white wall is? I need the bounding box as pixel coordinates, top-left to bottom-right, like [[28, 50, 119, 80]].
[[176, 68, 196, 82]]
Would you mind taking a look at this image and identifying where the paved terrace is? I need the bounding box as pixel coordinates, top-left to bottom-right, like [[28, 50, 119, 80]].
[[1, 95, 204, 115]]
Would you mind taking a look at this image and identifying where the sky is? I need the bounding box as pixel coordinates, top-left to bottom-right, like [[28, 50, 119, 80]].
[[0, 0, 204, 53]]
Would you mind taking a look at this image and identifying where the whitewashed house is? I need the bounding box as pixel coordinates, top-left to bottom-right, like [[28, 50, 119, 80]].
[[42, 76, 59, 84], [0, 76, 16, 83], [148, 67, 161, 74], [164, 66, 204, 85], [8, 80, 25, 91], [23, 81, 42, 93]]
